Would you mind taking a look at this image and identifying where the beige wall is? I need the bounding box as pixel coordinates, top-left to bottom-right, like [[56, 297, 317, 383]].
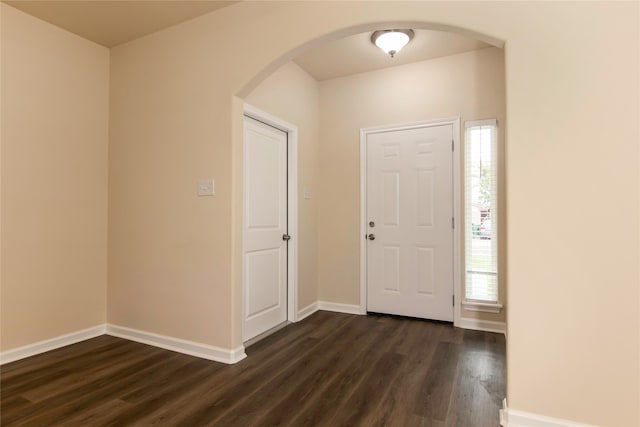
[[0, 4, 109, 351], [107, 2, 639, 425], [318, 47, 506, 323], [245, 62, 320, 311], [107, 33, 235, 346]]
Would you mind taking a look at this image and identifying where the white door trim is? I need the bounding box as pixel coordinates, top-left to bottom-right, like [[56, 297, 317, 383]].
[[359, 117, 462, 325], [243, 103, 298, 332]]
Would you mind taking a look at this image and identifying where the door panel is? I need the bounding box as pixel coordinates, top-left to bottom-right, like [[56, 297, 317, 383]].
[[243, 116, 287, 341], [246, 135, 282, 229], [366, 124, 454, 321], [245, 249, 281, 319], [383, 246, 400, 292]]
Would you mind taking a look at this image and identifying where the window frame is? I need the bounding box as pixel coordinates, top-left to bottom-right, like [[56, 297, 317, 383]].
[[462, 119, 502, 313]]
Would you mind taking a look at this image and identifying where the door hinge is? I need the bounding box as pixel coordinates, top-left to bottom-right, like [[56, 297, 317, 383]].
[[452, 295, 455, 306], [452, 217, 455, 229], [452, 139, 454, 152]]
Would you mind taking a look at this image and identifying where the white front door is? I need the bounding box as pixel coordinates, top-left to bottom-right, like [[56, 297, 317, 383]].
[[243, 116, 288, 341], [366, 124, 454, 322]]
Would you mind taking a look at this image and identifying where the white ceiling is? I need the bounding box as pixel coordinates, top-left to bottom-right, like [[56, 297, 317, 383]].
[[3, 1, 238, 47], [294, 29, 492, 81]]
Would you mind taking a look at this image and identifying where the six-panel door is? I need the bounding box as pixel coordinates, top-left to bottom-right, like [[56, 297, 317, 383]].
[[366, 124, 454, 321]]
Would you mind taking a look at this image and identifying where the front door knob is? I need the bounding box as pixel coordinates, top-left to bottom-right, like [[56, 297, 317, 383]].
[[367, 234, 376, 241], [282, 234, 291, 241]]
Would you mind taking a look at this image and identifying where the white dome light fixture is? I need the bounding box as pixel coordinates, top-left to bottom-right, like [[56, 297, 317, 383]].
[[371, 29, 414, 58]]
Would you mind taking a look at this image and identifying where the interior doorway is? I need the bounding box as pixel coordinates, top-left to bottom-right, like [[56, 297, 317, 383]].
[[234, 22, 506, 348]]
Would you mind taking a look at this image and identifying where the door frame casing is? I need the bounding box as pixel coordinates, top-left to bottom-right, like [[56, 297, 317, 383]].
[[242, 103, 299, 340], [359, 117, 462, 327]]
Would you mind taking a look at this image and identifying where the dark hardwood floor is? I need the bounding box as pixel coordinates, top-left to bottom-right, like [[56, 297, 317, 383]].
[[1, 311, 505, 426]]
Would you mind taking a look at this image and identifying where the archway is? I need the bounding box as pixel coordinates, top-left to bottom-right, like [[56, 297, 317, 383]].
[[230, 20, 507, 350]]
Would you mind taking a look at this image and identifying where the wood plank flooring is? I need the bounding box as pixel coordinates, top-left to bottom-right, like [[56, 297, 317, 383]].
[[1, 312, 505, 426]]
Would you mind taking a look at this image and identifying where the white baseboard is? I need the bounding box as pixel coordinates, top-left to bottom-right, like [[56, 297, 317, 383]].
[[500, 401, 595, 427], [106, 324, 246, 365], [317, 301, 364, 315], [297, 302, 319, 321], [0, 323, 246, 366], [0, 324, 106, 365], [456, 317, 506, 335]]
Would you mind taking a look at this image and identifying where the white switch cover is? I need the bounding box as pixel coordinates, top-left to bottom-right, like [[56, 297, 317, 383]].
[[198, 179, 215, 196], [303, 188, 312, 199]]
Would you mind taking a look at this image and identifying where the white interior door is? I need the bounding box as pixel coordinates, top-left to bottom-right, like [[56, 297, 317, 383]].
[[243, 116, 288, 341], [366, 124, 454, 322]]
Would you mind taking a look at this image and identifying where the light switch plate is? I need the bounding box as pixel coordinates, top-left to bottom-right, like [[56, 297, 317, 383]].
[[198, 179, 215, 196], [303, 188, 311, 200]]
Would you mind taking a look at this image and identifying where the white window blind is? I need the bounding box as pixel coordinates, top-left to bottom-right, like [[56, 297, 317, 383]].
[[464, 119, 498, 303]]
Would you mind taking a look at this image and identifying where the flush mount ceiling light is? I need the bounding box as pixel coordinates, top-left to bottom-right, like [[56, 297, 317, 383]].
[[371, 29, 414, 58]]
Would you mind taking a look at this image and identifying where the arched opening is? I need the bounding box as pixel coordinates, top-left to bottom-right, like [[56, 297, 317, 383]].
[[232, 20, 507, 424]]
